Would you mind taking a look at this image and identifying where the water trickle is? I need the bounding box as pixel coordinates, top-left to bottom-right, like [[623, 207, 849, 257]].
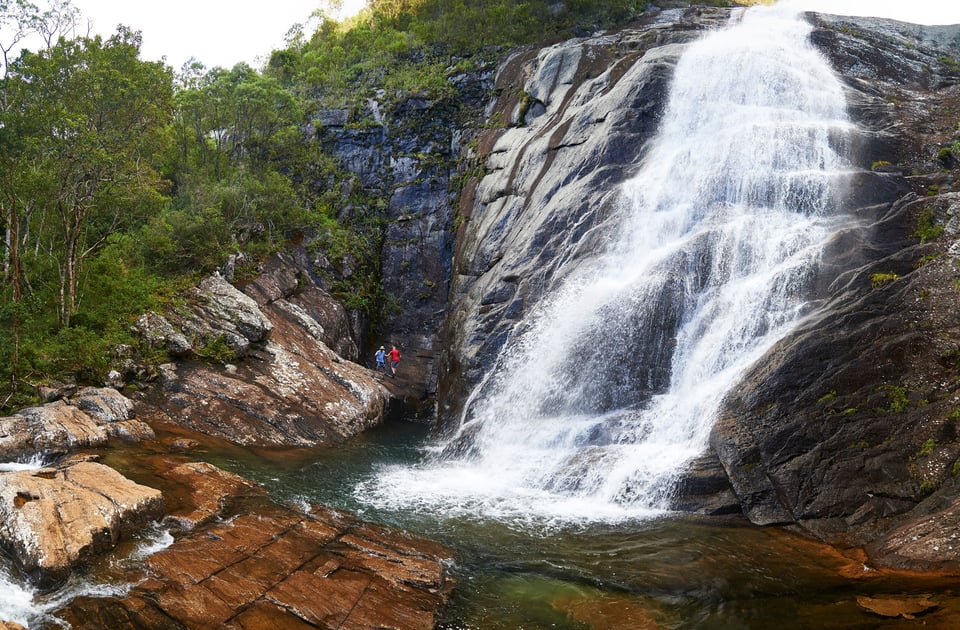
[[357, 5, 854, 523]]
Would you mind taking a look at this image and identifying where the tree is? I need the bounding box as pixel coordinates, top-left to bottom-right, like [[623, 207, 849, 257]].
[[1, 0, 79, 80], [6, 27, 173, 327], [0, 0, 38, 80]]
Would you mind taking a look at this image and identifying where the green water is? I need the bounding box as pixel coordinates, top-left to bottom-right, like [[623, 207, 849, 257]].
[[142, 419, 960, 629]]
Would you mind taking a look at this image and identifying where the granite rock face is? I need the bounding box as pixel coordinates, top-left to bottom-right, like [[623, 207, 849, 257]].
[[313, 65, 495, 415], [0, 460, 164, 589], [132, 254, 390, 448], [433, 6, 960, 572], [704, 15, 960, 566], [0, 387, 152, 461], [437, 7, 731, 424]]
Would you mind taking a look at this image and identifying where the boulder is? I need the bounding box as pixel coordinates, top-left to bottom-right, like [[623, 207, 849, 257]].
[[131, 258, 390, 448], [139, 337, 387, 447], [133, 311, 192, 357], [242, 250, 360, 363], [0, 388, 152, 461], [179, 273, 274, 359], [0, 461, 164, 589], [135, 273, 273, 362]]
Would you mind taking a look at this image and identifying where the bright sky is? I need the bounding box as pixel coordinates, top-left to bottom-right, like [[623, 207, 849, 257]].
[[7, 0, 960, 74], [784, 0, 960, 25], [69, 0, 368, 70]]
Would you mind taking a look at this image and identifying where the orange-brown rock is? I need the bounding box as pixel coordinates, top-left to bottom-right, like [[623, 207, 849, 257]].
[[856, 595, 939, 619], [59, 502, 455, 629], [0, 461, 163, 588], [156, 460, 266, 530]]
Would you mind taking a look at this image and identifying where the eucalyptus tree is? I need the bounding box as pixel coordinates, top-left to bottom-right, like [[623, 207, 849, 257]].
[[5, 27, 173, 328]]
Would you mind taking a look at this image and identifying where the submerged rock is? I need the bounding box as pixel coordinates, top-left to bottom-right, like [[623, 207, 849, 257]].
[[856, 595, 938, 619], [0, 461, 163, 589]]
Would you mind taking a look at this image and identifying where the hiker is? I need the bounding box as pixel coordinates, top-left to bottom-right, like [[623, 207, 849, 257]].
[[388, 345, 401, 377], [374, 346, 386, 372]]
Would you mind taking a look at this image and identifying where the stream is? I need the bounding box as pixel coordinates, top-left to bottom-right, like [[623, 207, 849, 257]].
[[112, 420, 960, 629]]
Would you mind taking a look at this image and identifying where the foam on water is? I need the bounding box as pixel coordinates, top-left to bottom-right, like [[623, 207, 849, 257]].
[[359, 4, 854, 523]]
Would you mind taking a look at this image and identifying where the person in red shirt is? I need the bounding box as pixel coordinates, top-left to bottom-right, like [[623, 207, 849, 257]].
[[388, 345, 401, 377]]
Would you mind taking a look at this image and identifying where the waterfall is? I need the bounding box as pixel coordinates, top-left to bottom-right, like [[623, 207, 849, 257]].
[[357, 4, 854, 523]]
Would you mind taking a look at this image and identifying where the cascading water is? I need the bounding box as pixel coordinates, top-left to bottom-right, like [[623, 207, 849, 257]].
[[357, 4, 855, 523]]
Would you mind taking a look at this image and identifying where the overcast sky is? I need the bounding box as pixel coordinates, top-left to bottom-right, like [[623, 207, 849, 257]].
[[786, 0, 960, 25], [69, 0, 368, 70], [7, 0, 960, 73]]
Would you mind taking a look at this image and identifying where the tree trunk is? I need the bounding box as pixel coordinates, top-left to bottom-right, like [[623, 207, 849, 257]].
[[58, 201, 85, 329]]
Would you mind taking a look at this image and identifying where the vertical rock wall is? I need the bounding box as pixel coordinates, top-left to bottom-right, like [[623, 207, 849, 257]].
[[436, 8, 730, 427]]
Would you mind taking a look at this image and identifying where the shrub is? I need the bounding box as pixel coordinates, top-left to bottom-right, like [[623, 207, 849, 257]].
[[878, 384, 909, 413], [914, 207, 944, 243], [871, 272, 899, 288]]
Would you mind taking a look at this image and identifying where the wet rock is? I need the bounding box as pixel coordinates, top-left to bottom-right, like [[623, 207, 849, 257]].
[[669, 450, 742, 516], [870, 496, 960, 573], [671, 16, 960, 561], [168, 438, 200, 450], [58, 502, 455, 629], [0, 388, 152, 460], [0, 461, 163, 588], [711, 191, 960, 542], [157, 461, 265, 531], [552, 593, 664, 629], [856, 595, 938, 619], [438, 9, 725, 425], [0, 621, 27, 630]]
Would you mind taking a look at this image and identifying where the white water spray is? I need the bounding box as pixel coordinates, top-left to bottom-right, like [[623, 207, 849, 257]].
[[358, 5, 854, 523]]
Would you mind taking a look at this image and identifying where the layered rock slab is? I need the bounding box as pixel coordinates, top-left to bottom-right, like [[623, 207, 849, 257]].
[[0, 387, 152, 460], [59, 502, 455, 629], [0, 460, 163, 588], [134, 262, 389, 447]]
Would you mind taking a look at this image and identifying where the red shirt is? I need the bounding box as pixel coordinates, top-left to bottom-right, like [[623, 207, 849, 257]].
[[388, 348, 401, 363]]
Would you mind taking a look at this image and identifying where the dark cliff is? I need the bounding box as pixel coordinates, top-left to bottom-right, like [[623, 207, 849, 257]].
[[711, 14, 960, 570], [435, 6, 960, 572], [310, 69, 494, 415]]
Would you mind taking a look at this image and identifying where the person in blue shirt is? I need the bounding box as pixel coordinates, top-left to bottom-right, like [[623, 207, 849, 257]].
[[374, 346, 386, 372]]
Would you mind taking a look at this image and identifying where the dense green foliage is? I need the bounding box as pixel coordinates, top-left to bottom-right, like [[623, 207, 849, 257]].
[[269, 0, 649, 106], [0, 0, 660, 410]]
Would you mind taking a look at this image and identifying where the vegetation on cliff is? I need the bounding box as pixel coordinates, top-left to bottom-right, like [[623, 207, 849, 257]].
[[0, 0, 657, 412]]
